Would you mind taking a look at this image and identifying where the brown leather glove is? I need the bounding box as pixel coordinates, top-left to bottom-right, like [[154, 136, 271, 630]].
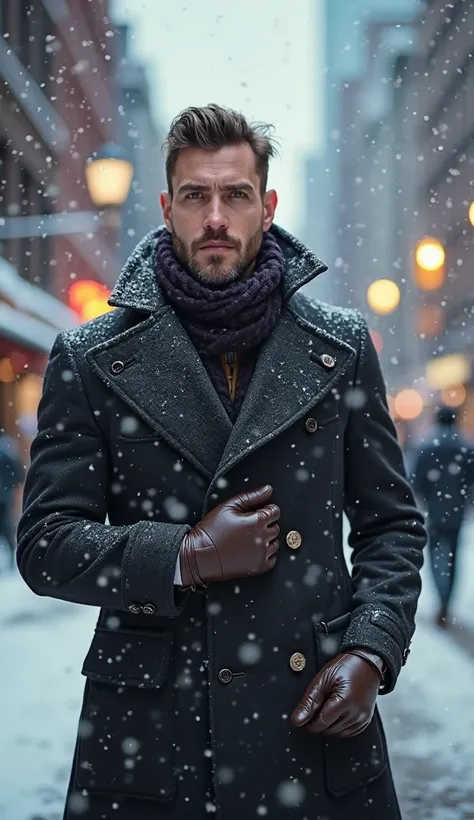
[[290, 652, 381, 738], [179, 484, 280, 589]]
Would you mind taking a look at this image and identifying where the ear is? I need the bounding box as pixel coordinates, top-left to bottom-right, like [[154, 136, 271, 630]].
[[263, 189, 278, 232], [160, 191, 172, 231]]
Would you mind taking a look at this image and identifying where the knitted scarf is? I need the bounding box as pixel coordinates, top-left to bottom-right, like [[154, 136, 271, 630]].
[[155, 229, 285, 421]]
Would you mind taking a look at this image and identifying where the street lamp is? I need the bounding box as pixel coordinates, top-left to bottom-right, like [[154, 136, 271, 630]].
[[85, 143, 134, 210], [0, 143, 134, 239], [414, 237, 445, 290]]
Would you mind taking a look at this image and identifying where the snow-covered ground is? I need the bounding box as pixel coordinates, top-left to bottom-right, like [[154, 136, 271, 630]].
[[1, 516, 474, 819]]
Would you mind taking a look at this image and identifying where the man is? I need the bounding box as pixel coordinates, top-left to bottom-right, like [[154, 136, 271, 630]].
[[412, 405, 474, 627], [18, 104, 426, 820]]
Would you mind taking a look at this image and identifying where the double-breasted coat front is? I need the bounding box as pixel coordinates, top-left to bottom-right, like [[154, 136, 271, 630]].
[[18, 226, 426, 820]]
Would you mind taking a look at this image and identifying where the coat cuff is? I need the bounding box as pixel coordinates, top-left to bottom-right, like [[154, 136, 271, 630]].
[[121, 521, 191, 617], [340, 606, 411, 694]]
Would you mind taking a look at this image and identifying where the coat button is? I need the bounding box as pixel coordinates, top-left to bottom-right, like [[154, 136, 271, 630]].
[[289, 652, 306, 672], [305, 417, 318, 433], [286, 530, 302, 550], [110, 360, 125, 375], [321, 354, 336, 369], [128, 602, 141, 615], [142, 603, 156, 616], [217, 668, 233, 684]]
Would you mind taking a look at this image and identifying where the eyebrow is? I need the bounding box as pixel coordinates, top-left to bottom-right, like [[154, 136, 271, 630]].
[[177, 181, 255, 194]]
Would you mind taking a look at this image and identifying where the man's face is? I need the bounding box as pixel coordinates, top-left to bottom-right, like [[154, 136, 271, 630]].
[[160, 143, 277, 285]]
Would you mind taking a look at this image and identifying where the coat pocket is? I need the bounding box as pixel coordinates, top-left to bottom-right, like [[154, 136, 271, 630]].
[[313, 614, 388, 797], [75, 628, 175, 802]]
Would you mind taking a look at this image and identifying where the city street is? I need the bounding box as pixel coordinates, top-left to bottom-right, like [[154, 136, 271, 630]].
[[1, 516, 474, 820]]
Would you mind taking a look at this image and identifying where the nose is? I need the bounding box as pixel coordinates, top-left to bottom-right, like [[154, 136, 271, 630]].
[[203, 196, 229, 232]]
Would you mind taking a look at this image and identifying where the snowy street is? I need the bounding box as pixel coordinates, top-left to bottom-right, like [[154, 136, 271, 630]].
[[1, 517, 474, 820]]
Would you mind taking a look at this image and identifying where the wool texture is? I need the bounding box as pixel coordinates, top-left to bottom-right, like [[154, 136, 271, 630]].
[[155, 230, 285, 420]]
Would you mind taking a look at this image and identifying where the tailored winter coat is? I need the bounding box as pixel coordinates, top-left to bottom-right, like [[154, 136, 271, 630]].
[[18, 225, 427, 820]]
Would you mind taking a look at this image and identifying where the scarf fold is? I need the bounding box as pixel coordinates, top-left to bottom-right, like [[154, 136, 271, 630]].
[[154, 230, 285, 421]]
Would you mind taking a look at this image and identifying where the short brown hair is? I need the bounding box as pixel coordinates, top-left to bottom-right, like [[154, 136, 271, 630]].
[[163, 103, 278, 195]]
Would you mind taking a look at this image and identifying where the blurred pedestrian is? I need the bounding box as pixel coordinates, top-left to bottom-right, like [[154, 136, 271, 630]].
[[18, 104, 426, 820], [0, 429, 23, 570], [412, 405, 474, 627]]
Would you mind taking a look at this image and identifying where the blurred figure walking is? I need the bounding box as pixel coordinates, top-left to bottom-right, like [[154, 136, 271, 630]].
[[0, 430, 23, 570], [412, 406, 474, 627]]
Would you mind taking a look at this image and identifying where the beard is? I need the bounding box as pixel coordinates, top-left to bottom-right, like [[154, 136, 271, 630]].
[[171, 223, 264, 286]]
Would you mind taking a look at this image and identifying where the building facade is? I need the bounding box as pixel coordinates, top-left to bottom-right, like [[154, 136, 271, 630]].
[[303, 0, 422, 306], [413, 0, 474, 435], [0, 0, 119, 457], [333, 20, 422, 390], [114, 23, 166, 266]]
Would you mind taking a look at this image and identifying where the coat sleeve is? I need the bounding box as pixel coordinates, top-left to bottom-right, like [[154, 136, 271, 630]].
[[17, 334, 190, 617], [339, 317, 427, 693]]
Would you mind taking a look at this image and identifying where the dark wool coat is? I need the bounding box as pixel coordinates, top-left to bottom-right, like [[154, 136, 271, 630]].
[[18, 225, 427, 820]]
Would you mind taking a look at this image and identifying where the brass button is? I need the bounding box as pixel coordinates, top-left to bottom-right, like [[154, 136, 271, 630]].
[[321, 354, 336, 369], [305, 417, 318, 433], [110, 360, 125, 375], [286, 530, 302, 550], [289, 652, 306, 672], [217, 668, 233, 684]]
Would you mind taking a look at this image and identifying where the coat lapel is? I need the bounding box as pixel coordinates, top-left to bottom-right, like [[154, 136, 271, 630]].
[[214, 307, 357, 479], [87, 308, 233, 480], [94, 224, 346, 482]]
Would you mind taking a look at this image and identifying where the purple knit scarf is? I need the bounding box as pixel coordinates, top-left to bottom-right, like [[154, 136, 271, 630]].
[[155, 229, 285, 420]]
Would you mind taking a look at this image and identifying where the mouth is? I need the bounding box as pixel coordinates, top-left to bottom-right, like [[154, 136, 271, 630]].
[[199, 243, 234, 252]]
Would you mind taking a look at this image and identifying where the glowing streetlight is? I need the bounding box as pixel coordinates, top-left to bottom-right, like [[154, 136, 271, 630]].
[[468, 202, 474, 226], [367, 279, 400, 315], [85, 143, 134, 209], [414, 237, 445, 290]]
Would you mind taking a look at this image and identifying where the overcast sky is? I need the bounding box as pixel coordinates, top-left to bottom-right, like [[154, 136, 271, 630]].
[[112, 0, 323, 234]]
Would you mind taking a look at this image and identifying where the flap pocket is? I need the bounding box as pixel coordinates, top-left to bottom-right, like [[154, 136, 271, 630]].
[[313, 614, 387, 796], [76, 629, 175, 802], [81, 628, 173, 688], [310, 397, 340, 429], [324, 709, 388, 796]]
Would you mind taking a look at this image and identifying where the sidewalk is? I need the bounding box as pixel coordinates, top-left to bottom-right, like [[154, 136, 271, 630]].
[[380, 614, 474, 819]]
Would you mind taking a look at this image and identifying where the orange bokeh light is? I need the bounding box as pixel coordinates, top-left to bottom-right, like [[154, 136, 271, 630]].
[[68, 280, 113, 322], [69, 279, 105, 310], [441, 384, 466, 408], [81, 298, 114, 322], [394, 389, 424, 420]]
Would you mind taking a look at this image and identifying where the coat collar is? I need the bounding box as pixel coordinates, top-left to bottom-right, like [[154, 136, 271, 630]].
[[88, 226, 355, 485], [109, 223, 327, 312]]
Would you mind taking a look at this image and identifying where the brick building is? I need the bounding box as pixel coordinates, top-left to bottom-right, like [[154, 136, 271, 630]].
[[0, 0, 119, 449]]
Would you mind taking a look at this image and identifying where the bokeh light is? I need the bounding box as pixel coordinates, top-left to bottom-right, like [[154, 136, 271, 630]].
[[415, 238, 445, 271], [367, 279, 401, 315], [394, 389, 424, 420], [440, 384, 466, 408]]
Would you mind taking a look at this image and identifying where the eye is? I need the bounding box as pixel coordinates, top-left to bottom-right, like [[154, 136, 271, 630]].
[[185, 191, 204, 200], [230, 190, 248, 199]]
